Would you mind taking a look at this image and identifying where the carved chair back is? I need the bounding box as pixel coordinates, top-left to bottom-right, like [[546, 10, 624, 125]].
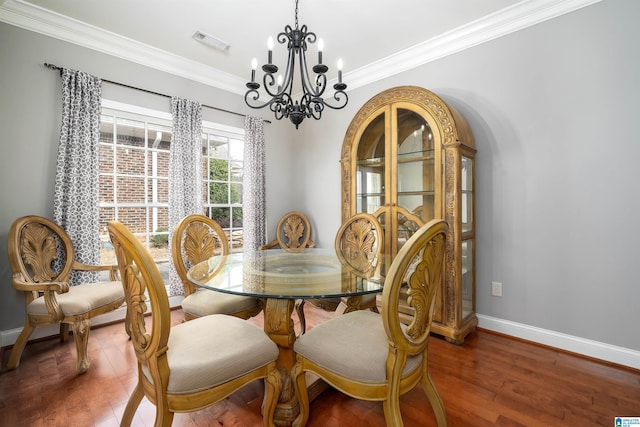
[[382, 218, 447, 356], [261, 211, 315, 252], [108, 221, 170, 371], [334, 212, 384, 279], [172, 214, 229, 297]]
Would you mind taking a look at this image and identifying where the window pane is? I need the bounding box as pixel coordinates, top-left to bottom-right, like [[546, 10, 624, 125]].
[[232, 207, 243, 227], [211, 182, 229, 204], [230, 183, 242, 204], [117, 176, 146, 203], [209, 207, 230, 228], [229, 137, 244, 162], [117, 207, 148, 234], [147, 124, 171, 150], [149, 206, 169, 262], [209, 136, 228, 159], [99, 175, 114, 203], [230, 161, 243, 182], [117, 146, 145, 175]]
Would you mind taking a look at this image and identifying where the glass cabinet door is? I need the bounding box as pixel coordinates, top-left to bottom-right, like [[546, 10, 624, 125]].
[[396, 109, 435, 222], [356, 113, 386, 215], [395, 108, 436, 251]]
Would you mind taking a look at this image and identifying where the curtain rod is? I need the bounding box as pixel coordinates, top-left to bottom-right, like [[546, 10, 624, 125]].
[[44, 62, 270, 124]]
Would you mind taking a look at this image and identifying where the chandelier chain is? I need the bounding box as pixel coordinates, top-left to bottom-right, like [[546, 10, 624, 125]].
[[295, 0, 299, 29]]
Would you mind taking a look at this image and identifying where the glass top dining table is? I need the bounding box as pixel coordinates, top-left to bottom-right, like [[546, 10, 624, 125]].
[[187, 248, 384, 299], [187, 248, 384, 425]]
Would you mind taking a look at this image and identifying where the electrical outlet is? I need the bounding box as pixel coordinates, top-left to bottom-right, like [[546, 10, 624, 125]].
[[491, 281, 503, 297]]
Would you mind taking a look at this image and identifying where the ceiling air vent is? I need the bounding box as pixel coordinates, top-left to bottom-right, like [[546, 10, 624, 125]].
[[192, 31, 231, 52]]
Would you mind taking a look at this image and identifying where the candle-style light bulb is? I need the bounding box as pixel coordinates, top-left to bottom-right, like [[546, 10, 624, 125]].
[[250, 58, 258, 82], [267, 36, 274, 64], [317, 38, 324, 64], [277, 74, 283, 93], [337, 58, 343, 83]]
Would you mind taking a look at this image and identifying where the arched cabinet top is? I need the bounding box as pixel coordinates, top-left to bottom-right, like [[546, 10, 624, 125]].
[[340, 86, 474, 161]]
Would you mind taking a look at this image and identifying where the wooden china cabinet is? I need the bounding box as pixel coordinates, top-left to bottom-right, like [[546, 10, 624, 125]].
[[340, 86, 477, 343]]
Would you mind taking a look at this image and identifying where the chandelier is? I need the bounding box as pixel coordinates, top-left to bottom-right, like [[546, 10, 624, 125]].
[[244, 0, 348, 129]]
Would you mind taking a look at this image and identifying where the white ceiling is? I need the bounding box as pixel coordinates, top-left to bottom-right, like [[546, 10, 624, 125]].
[[0, 0, 600, 94]]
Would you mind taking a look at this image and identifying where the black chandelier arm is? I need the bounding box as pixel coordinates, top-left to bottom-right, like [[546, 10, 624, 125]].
[[244, 88, 274, 110], [261, 73, 278, 97], [297, 45, 326, 98], [313, 73, 328, 96], [278, 25, 294, 46], [300, 26, 316, 45], [320, 90, 349, 110]]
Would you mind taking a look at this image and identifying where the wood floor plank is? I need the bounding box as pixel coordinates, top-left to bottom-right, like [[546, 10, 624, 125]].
[[1, 307, 639, 426]]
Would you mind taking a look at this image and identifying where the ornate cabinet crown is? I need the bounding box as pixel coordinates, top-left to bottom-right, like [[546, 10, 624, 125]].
[[340, 86, 477, 343]]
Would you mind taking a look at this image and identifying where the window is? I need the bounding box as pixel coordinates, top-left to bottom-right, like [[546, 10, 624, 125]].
[[201, 129, 244, 251], [98, 100, 245, 268]]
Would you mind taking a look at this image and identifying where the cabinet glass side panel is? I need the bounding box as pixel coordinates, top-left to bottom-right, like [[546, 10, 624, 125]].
[[396, 109, 434, 223], [357, 113, 386, 214], [462, 239, 474, 319], [461, 156, 473, 234]]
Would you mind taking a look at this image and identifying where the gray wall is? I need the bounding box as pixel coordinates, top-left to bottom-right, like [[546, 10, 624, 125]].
[[294, 0, 640, 351], [1, 0, 639, 354]]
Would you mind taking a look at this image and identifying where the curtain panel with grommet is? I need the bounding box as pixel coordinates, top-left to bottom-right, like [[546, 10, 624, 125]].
[[53, 68, 102, 285], [167, 96, 203, 296], [243, 116, 266, 252]]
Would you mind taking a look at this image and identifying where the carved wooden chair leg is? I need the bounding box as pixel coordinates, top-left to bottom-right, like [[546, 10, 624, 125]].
[[155, 404, 174, 427], [73, 318, 91, 374], [294, 299, 306, 335], [6, 321, 34, 370], [120, 383, 144, 427], [421, 372, 448, 427]]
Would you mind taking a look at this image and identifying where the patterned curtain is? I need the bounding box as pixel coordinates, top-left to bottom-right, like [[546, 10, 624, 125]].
[[167, 97, 203, 296], [53, 68, 102, 285], [243, 116, 266, 252]]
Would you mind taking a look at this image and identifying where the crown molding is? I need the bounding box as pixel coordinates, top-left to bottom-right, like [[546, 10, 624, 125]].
[[0, 0, 246, 94], [346, 0, 603, 89], [1, 0, 602, 95]]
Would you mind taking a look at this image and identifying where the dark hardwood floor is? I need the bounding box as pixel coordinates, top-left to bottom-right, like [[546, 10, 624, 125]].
[[1, 307, 639, 426]]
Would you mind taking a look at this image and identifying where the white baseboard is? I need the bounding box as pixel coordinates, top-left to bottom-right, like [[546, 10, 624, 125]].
[[0, 295, 184, 348], [477, 314, 640, 370]]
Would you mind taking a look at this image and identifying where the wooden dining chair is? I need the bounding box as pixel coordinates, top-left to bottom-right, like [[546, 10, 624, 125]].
[[5, 215, 125, 374], [172, 214, 262, 321], [297, 213, 384, 331], [333, 212, 384, 314], [260, 211, 315, 334], [260, 211, 315, 252], [291, 219, 449, 427], [108, 221, 282, 427]]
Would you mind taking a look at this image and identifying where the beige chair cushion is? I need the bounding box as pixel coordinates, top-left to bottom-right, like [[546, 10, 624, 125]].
[[26, 281, 124, 316], [142, 314, 279, 394], [181, 289, 259, 317], [294, 310, 421, 383]]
